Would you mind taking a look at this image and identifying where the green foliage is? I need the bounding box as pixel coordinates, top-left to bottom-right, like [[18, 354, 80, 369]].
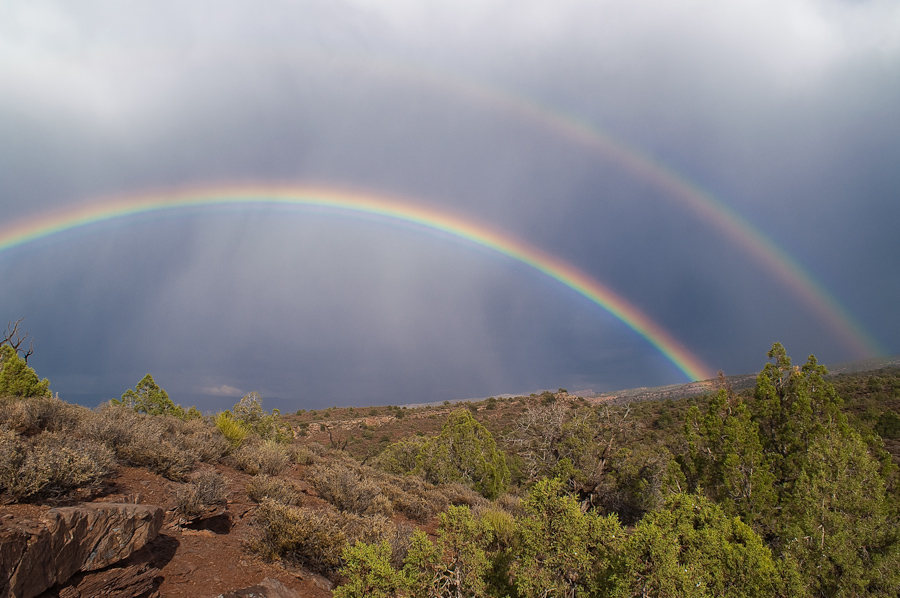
[[780, 425, 900, 597], [514, 477, 622, 598], [402, 506, 492, 598], [215, 411, 250, 447], [682, 384, 775, 528], [0, 344, 51, 398], [230, 392, 293, 443], [415, 409, 510, 499], [754, 344, 842, 493], [616, 493, 794, 598], [373, 435, 427, 475], [334, 541, 406, 598], [113, 374, 191, 418], [875, 410, 900, 439]]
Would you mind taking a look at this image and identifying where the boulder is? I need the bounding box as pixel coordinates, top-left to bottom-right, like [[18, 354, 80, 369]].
[[215, 578, 302, 598], [1, 503, 163, 598]]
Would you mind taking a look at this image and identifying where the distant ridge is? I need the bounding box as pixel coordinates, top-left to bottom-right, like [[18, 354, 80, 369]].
[[586, 354, 900, 405], [403, 355, 900, 409]]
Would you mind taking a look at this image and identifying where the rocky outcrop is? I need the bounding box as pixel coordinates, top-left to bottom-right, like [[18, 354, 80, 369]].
[[1, 503, 163, 598], [214, 578, 302, 598], [52, 563, 160, 598]]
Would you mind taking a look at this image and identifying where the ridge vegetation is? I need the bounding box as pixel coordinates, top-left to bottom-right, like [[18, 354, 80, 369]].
[[2, 323, 899, 597]]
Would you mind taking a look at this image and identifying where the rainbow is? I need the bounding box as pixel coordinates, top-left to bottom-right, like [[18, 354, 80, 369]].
[[11, 47, 880, 358], [0, 185, 714, 381], [270, 50, 881, 358], [409, 69, 884, 359]]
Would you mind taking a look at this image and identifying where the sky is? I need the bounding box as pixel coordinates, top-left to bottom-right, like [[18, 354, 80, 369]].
[[1, 0, 899, 411]]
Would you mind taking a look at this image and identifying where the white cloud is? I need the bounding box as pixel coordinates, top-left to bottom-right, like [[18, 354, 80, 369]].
[[201, 384, 244, 397]]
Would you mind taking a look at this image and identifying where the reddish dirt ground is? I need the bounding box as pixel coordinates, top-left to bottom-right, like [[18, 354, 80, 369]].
[[2, 464, 336, 598]]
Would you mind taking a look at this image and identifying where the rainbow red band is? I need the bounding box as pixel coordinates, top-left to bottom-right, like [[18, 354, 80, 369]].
[[0, 185, 715, 381]]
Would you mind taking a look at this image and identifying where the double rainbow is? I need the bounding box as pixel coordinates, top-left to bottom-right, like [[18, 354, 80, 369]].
[[0, 185, 715, 382]]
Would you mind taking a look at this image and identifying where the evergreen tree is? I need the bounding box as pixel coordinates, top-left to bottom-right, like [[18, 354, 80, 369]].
[[513, 477, 622, 598], [780, 425, 900, 597], [754, 343, 841, 496], [684, 382, 775, 530], [0, 344, 51, 398], [616, 493, 797, 598], [114, 374, 184, 417], [416, 409, 510, 499]]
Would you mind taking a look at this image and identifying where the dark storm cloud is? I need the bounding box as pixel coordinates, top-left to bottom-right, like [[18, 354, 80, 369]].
[[1, 0, 898, 409]]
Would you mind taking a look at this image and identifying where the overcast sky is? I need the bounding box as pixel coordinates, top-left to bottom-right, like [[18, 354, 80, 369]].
[[2, 0, 898, 411]]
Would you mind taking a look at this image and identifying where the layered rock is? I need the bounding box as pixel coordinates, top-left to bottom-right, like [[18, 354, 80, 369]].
[[1, 503, 163, 598], [214, 578, 302, 598]]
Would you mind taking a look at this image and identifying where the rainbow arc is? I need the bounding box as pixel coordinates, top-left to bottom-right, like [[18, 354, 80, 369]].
[[0, 185, 715, 381]]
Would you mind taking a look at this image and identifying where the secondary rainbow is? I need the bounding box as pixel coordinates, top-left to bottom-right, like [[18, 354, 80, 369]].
[[430, 71, 883, 359], [275, 50, 879, 358], [0, 185, 714, 382]]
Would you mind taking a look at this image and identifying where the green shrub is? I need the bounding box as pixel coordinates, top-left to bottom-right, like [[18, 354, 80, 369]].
[[334, 541, 405, 598], [215, 411, 250, 447], [246, 475, 302, 506], [175, 471, 227, 519], [617, 494, 790, 598], [376, 410, 509, 499], [233, 439, 290, 476]]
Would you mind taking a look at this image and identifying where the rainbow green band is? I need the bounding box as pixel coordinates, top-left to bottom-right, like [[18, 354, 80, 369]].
[[0, 185, 714, 381]]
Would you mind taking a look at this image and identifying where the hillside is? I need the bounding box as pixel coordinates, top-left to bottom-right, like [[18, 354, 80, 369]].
[[2, 347, 900, 597]]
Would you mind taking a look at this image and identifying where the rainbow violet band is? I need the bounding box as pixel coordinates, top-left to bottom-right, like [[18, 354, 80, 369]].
[[0, 185, 714, 382]]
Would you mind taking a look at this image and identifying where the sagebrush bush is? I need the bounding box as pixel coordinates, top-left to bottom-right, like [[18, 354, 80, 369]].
[[175, 470, 228, 519], [0, 396, 86, 435], [436, 482, 488, 509], [246, 474, 302, 506], [253, 499, 396, 575], [290, 444, 318, 466], [114, 429, 197, 481], [78, 404, 222, 480], [233, 439, 290, 476], [309, 462, 392, 517], [0, 430, 114, 500], [179, 417, 229, 462], [495, 492, 525, 518], [381, 484, 432, 522]]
